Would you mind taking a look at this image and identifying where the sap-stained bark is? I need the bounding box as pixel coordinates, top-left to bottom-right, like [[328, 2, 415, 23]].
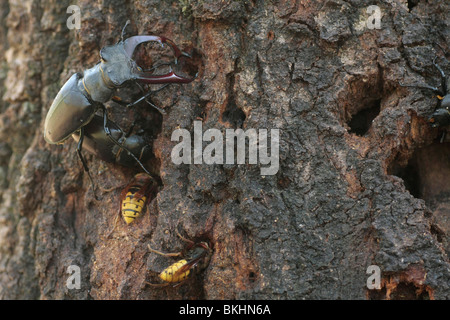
[[0, 0, 449, 299]]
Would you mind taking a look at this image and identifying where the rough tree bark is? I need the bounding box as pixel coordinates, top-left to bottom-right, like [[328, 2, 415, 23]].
[[0, 0, 449, 300]]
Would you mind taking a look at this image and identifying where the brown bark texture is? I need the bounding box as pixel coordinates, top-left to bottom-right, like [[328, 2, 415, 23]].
[[0, 0, 449, 300]]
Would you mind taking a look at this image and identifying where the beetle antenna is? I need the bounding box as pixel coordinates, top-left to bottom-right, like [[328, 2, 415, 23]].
[[87, 172, 98, 200], [432, 56, 447, 96], [121, 20, 131, 42]]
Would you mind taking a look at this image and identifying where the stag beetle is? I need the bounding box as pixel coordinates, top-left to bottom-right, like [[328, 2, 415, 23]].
[[44, 22, 196, 194], [400, 56, 450, 128]]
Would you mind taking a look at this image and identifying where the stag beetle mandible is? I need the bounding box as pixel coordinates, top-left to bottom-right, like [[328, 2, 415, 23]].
[[44, 21, 196, 193]]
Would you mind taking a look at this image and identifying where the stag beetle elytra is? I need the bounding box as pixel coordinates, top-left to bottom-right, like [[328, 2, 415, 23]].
[[400, 55, 450, 129], [44, 21, 196, 194]]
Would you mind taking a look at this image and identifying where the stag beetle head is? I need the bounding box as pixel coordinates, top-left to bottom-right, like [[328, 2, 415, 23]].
[[99, 43, 138, 87], [99, 36, 168, 87]]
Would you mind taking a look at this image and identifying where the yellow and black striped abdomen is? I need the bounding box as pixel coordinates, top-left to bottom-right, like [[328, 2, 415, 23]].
[[159, 259, 190, 283], [121, 187, 147, 224]]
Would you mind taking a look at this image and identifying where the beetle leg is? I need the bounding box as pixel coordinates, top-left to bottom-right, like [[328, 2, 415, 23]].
[[130, 82, 170, 114], [76, 127, 98, 200], [101, 107, 151, 175], [137, 97, 166, 115], [440, 131, 447, 143], [398, 82, 442, 100], [433, 56, 447, 95], [112, 83, 169, 114], [399, 82, 442, 94]]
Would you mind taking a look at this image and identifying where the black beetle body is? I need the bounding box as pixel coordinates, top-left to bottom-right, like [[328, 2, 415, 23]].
[[71, 115, 151, 167]]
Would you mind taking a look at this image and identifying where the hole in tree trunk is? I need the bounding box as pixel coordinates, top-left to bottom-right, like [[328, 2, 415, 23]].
[[347, 99, 381, 136], [407, 0, 420, 11], [388, 140, 450, 255], [389, 141, 450, 207]]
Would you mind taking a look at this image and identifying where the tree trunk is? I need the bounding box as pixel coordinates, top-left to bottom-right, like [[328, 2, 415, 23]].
[[0, 0, 449, 300]]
